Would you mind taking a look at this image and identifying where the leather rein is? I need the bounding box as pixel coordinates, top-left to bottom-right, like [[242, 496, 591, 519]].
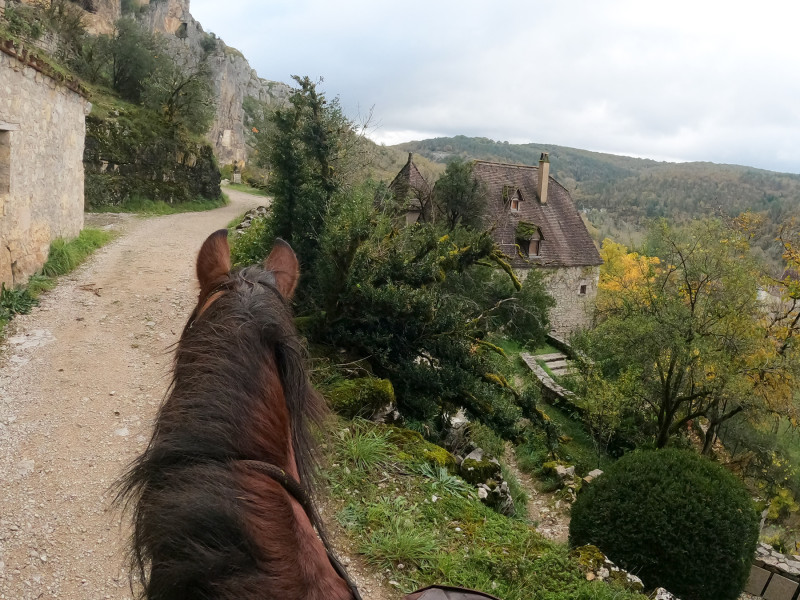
[[238, 460, 364, 600]]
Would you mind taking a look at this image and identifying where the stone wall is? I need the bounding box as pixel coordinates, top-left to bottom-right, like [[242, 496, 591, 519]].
[[0, 42, 90, 286], [84, 111, 221, 207], [518, 265, 599, 338]]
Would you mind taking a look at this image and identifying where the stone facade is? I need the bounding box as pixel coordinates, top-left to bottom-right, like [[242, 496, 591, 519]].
[[0, 42, 91, 286], [540, 265, 600, 338]]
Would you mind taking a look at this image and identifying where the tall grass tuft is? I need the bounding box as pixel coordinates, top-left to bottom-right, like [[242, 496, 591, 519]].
[[335, 420, 392, 471], [41, 228, 114, 277]]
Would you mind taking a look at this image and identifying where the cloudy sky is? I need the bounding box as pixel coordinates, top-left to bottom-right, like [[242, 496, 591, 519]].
[[191, 0, 800, 174]]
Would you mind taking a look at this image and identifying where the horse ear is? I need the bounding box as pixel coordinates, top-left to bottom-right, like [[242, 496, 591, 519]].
[[264, 238, 299, 299], [197, 229, 231, 292]]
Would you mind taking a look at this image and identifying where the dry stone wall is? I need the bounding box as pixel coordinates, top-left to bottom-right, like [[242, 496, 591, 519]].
[[0, 42, 90, 286]]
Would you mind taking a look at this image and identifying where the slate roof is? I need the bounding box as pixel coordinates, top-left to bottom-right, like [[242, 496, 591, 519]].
[[389, 153, 432, 205], [473, 160, 603, 269]]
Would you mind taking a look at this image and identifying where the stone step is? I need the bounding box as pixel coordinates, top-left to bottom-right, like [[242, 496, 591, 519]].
[[546, 359, 570, 370], [537, 352, 567, 362], [550, 367, 575, 377]]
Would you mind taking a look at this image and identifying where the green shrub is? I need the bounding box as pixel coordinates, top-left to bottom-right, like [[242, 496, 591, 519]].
[[324, 377, 395, 418], [230, 216, 272, 267], [569, 449, 758, 600]]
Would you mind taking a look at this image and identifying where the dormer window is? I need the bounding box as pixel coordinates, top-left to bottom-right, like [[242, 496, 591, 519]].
[[516, 221, 543, 258], [510, 190, 523, 212]]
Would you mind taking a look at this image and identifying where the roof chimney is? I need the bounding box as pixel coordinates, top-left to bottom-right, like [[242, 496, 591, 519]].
[[407, 152, 414, 165], [537, 152, 550, 204]]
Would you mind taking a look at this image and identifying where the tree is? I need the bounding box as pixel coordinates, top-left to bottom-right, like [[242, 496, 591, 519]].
[[576, 219, 800, 452], [305, 186, 548, 436], [432, 158, 488, 230], [107, 18, 162, 103], [260, 76, 359, 273], [143, 57, 215, 136]]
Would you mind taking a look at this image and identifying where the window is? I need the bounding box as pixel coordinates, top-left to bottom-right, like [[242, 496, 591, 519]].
[[530, 239, 540, 256], [579, 284, 587, 295], [0, 130, 10, 195], [511, 198, 520, 211]]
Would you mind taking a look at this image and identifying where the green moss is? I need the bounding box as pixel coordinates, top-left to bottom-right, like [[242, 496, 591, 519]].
[[516, 221, 540, 241], [324, 377, 395, 419], [541, 461, 560, 475], [460, 457, 501, 485], [385, 427, 457, 472], [569, 544, 606, 572]]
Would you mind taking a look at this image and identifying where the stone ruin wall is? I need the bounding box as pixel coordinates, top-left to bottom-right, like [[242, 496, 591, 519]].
[[518, 265, 599, 339], [0, 45, 90, 286]]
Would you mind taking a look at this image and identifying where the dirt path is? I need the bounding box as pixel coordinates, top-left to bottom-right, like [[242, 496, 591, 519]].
[[0, 188, 263, 599], [503, 445, 570, 544]]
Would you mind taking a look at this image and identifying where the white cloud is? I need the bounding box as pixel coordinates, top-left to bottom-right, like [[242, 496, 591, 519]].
[[191, 0, 800, 173]]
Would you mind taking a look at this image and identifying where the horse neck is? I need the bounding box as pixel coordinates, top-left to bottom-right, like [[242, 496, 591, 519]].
[[235, 463, 353, 600]]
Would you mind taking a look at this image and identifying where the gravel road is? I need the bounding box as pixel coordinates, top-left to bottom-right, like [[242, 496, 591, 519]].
[[0, 188, 262, 599]]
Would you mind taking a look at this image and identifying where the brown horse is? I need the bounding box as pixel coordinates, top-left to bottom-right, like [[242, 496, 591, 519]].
[[117, 231, 354, 600], [117, 231, 502, 600]]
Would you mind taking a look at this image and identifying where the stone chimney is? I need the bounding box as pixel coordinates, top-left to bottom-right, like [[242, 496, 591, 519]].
[[537, 152, 550, 204], [407, 152, 413, 165]]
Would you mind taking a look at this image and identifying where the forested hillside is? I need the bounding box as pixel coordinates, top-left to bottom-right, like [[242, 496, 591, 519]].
[[394, 136, 800, 269]]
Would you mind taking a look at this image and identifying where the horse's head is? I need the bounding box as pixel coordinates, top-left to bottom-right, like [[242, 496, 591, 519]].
[[174, 230, 323, 487], [194, 228, 299, 319]]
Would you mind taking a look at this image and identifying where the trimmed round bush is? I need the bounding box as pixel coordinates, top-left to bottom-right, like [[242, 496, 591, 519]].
[[569, 448, 758, 600]]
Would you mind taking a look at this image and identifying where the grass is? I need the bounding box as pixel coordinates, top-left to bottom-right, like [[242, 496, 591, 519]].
[[534, 342, 561, 356], [41, 228, 115, 277], [334, 419, 392, 470], [0, 228, 115, 336], [517, 404, 613, 478], [324, 418, 645, 600], [224, 182, 269, 197], [89, 195, 228, 215]]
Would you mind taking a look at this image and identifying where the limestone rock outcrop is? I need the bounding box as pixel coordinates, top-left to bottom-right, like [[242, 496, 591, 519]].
[[74, 0, 293, 165]]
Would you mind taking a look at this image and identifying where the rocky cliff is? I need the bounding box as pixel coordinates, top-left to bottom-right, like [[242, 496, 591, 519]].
[[80, 0, 292, 165]]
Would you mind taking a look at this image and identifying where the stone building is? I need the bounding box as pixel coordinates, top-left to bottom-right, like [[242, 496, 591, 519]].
[[0, 37, 91, 286], [391, 153, 603, 338]]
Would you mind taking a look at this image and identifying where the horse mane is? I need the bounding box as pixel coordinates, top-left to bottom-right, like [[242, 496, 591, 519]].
[[115, 264, 328, 599]]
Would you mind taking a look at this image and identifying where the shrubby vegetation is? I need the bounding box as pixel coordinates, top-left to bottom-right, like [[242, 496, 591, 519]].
[[570, 449, 759, 600], [327, 419, 646, 600], [234, 78, 553, 438]]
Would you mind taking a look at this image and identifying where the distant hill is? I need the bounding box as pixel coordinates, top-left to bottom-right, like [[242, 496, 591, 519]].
[[392, 136, 800, 269]]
